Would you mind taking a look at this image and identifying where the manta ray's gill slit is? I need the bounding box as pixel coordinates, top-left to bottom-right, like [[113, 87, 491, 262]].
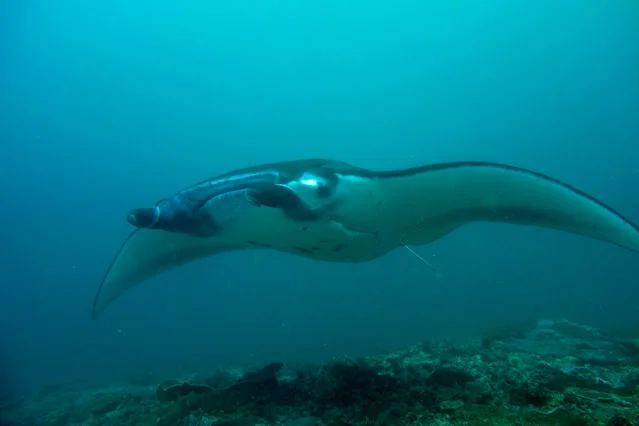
[[203, 190, 256, 226]]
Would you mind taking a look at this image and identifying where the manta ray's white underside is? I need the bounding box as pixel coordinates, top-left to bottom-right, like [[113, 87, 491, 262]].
[[92, 161, 639, 318]]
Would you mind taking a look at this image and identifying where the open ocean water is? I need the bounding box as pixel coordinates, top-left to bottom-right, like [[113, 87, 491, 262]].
[[1, 1, 638, 425]]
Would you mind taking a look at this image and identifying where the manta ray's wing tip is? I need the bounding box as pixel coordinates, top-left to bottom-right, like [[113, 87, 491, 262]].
[[91, 294, 103, 320], [92, 228, 239, 318]]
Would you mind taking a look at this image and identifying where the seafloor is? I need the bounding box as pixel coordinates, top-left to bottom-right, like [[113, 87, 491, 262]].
[[2, 319, 639, 426]]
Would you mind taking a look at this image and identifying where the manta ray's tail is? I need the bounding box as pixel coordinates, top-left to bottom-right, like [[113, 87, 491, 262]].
[[402, 244, 436, 271]]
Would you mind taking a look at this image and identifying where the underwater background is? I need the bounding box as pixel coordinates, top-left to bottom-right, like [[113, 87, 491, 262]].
[[1, 0, 638, 406]]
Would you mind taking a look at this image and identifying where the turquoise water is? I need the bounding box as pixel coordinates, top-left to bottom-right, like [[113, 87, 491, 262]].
[[1, 0, 638, 398]]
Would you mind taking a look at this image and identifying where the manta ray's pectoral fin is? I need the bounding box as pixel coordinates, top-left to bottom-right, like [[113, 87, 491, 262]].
[[92, 229, 240, 318], [367, 162, 639, 253]]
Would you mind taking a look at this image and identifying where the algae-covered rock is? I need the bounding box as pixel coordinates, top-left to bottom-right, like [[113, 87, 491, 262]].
[[156, 380, 213, 402], [4, 321, 639, 425], [440, 399, 464, 412]]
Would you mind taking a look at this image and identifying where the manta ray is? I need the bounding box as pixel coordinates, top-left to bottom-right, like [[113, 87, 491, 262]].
[[92, 159, 639, 318]]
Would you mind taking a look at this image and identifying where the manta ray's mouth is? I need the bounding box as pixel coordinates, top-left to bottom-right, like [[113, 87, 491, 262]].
[[126, 206, 160, 228]]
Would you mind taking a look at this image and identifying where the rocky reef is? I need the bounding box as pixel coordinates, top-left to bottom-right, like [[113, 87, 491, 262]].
[[2, 319, 639, 425]]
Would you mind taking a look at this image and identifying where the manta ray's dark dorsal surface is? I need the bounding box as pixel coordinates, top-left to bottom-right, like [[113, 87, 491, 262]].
[[92, 159, 639, 318]]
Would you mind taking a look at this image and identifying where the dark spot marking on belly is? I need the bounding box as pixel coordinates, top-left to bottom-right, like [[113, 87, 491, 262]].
[[294, 246, 313, 254], [301, 227, 308, 231], [332, 244, 346, 252], [245, 240, 272, 248]]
